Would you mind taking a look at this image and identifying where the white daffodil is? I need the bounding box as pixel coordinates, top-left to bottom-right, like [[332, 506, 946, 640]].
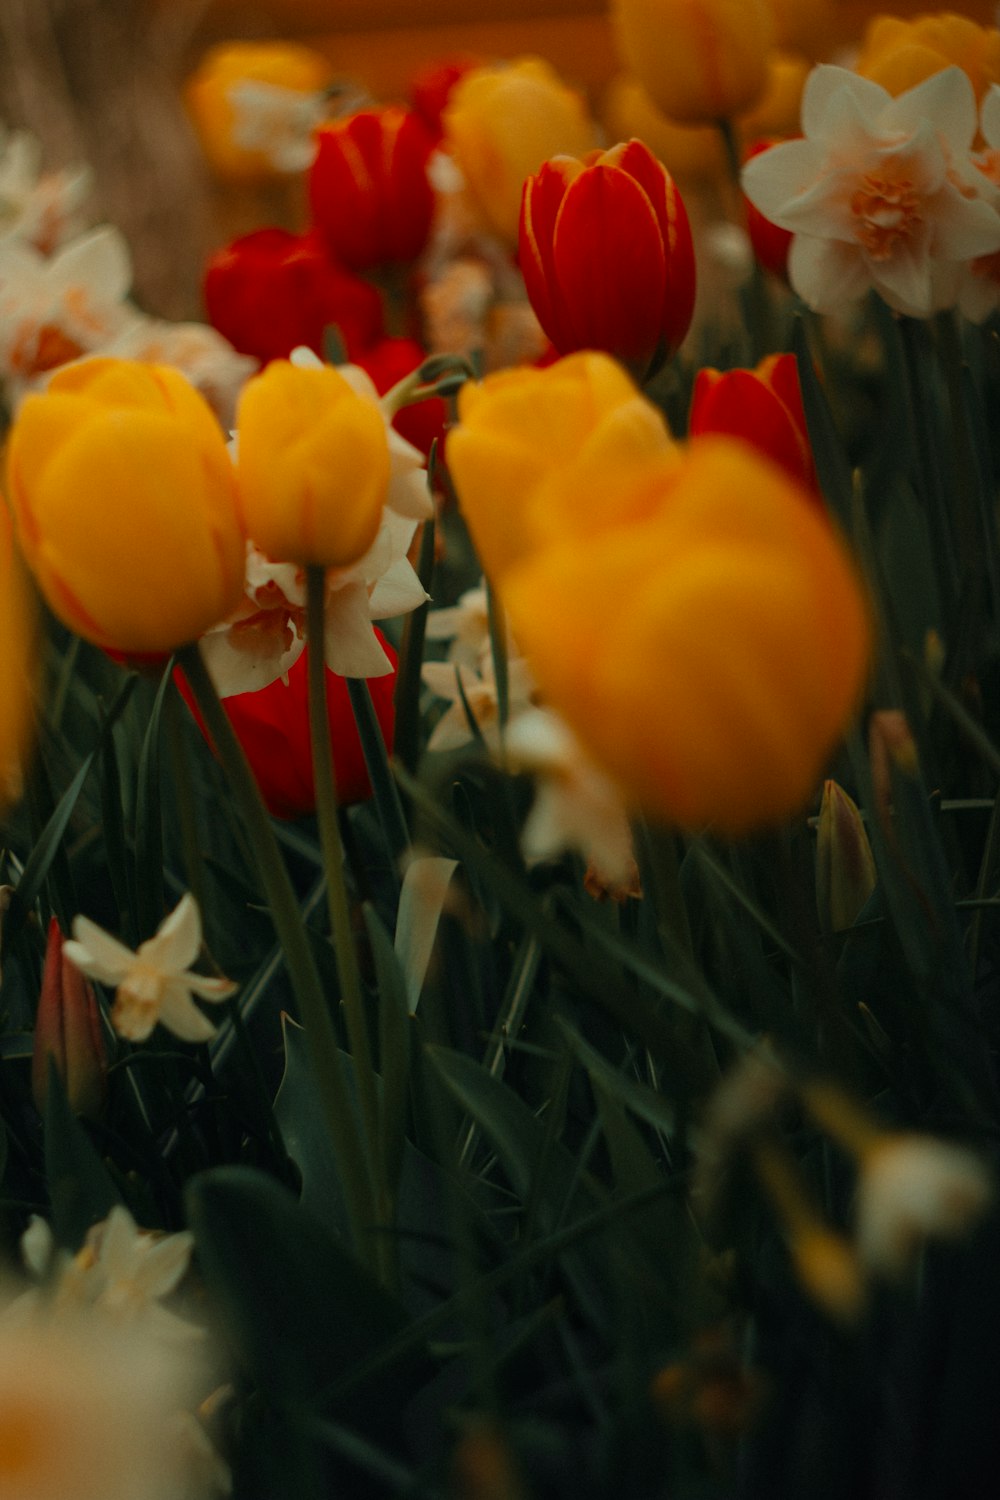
[[63, 895, 235, 1044], [945, 83, 1000, 320], [855, 1135, 993, 1277], [0, 125, 92, 254], [742, 65, 1000, 317], [227, 79, 329, 173], [503, 708, 640, 896], [0, 224, 140, 398], [425, 579, 520, 670], [16, 1207, 201, 1346], [422, 655, 536, 752]]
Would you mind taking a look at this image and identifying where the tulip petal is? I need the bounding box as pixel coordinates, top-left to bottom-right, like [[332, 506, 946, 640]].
[[519, 159, 582, 351]]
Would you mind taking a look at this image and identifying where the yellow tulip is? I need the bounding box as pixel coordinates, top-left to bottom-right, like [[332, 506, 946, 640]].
[[500, 438, 871, 836], [856, 13, 1000, 102], [445, 353, 675, 582], [740, 51, 810, 142], [602, 75, 728, 184], [236, 360, 389, 569], [762, 0, 834, 60], [185, 40, 332, 184], [610, 0, 776, 124], [6, 359, 245, 654], [442, 57, 595, 243], [0, 499, 35, 805]]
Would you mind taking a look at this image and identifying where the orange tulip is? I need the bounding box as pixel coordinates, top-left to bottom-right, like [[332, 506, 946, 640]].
[[519, 139, 696, 378], [856, 13, 1000, 103], [689, 353, 817, 493]]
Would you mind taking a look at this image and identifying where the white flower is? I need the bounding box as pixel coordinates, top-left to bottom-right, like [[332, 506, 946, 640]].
[[103, 318, 256, 429], [0, 1293, 206, 1500], [0, 125, 92, 254], [425, 579, 515, 669], [0, 224, 140, 398], [503, 708, 639, 894], [226, 79, 329, 173], [855, 1135, 993, 1276], [63, 895, 235, 1044], [945, 83, 1000, 320], [421, 655, 536, 752], [742, 65, 1000, 317], [15, 1208, 201, 1346]]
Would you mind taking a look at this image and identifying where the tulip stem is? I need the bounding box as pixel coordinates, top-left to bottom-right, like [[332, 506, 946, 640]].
[[175, 641, 376, 1264], [305, 568, 389, 1263], [715, 116, 773, 359]]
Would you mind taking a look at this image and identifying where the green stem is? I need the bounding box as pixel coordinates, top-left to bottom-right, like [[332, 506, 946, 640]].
[[305, 569, 389, 1259], [175, 641, 374, 1259]]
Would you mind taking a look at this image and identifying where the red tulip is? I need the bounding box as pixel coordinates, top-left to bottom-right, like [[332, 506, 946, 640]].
[[743, 139, 794, 280], [177, 635, 397, 819], [356, 336, 447, 457], [203, 228, 384, 364], [689, 353, 818, 495], [32, 917, 108, 1121], [410, 55, 481, 140], [519, 138, 696, 380], [309, 107, 436, 272]]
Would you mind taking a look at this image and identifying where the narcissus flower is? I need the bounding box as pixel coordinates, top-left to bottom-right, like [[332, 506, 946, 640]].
[[610, 0, 776, 124], [185, 41, 333, 184], [442, 57, 596, 243], [309, 107, 436, 271], [742, 139, 794, 279], [689, 353, 817, 493], [520, 139, 696, 378], [6, 358, 246, 653], [856, 12, 1000, 104], [32, 917, 107, 1121], [500, 438, 871, 835], [203, 228, 384, 364], [236, 358, 391, 569], [64, 894, 235, 1044], [445, 352, 675, 581], [741, 65, 1000, 317]]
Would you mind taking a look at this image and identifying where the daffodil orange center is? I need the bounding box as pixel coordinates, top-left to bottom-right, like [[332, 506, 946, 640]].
[[850, 172, 922, 261]]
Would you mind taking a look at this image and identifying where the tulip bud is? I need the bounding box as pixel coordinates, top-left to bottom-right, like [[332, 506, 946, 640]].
[[610, 0, 776, 125], [443, 57, 596, 244], [520, 139, 696, 379], [6, 359, 246, 654], [32, 917, 108, 1121], [815, 779, 877, 933], [868, 709, 918, 837], [689, 353, 816, 493], [203, 229, 384, 365], [309, 107, 436, 271], [236, 359, 390, 569]]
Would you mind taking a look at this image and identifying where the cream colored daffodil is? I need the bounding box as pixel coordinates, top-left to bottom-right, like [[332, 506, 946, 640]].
[[421, 655, 536, 752], [63, 894, 235, 1044], [855, 1135, 992, 1277], [742, 65, 1000, 317]]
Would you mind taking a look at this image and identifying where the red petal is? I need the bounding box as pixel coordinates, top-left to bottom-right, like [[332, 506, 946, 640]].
[[519, 162, 578, 353]]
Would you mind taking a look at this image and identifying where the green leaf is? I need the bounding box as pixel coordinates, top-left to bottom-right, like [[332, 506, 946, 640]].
[[44, 1059, 122, 1250], [364, 904, 411, 1207], [793, 315, 853, 526], [185, 1165, 422, 1423], [133, 660, 173, 935], [5, 751, 96, 952]]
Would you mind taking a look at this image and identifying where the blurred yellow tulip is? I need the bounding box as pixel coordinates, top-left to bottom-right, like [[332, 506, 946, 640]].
[[741, 51, 810, 141], [6, 359, 245, 654], [445, 353, 674, 581], [602, 75, 728, 184], [500, 438, 871, 836], [856, 12, 1000, 102], [185, 40, 332, 184], [762, 0, 835, 60], [442, 57, 595, 243], [0, 499, 35, 806], [236, 360, 389, 569], [610, 0, 776, 124]]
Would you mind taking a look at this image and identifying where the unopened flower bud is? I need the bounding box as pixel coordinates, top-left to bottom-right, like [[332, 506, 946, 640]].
[[32, 916, 108, 1120], [815, 779, 877, 933]]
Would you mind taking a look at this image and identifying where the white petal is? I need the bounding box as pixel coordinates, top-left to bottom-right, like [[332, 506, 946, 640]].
[[368, 557, 429, 620], [932, 188, 1000, 261], [742, 139, 826, 224], [426, 703, 475, 752], [184, 973, 237, 1002], [872, 238, 933, 316], [323, 581, 393, 677], [64, 918, 134, 983], [884, 66, 977, 154], [981, 84, 1000, 148], [140, 894, 201, 975], [132, 1231, 195, 1300], [51, 224, 133, 304], [801, 65, 889, 138], [157, 985, 219, 1043], [787, 235, 870, 312]]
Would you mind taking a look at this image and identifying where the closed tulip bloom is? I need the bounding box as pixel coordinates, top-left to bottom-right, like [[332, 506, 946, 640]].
[[6, 359, 246, 653], [856, 13, 1000, 103], [32, 916, 108, 1120], [815, 778, 877, 933], [445, 352, 675, 581], [689, 353, 817, 493], [501, 438, 871, 835], [443, 57, 596, 243], [520, 140, 696, 378], [0, 500, 35, 806], [309, 107, 436, 271], [185, 41, 332, 184], [611, 0, 776, 125], [203, 228, 384, 364], [236, 359, 389, 568]]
